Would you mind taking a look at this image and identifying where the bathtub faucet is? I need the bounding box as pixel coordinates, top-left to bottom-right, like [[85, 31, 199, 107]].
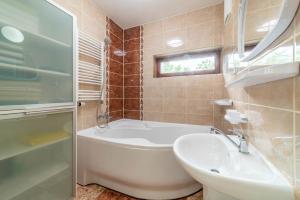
[[97, 113, 111, 128]]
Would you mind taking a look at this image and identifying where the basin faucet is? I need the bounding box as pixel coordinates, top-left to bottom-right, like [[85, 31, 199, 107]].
[[97, 113, 111, 128], [211, 128, 249, 154], [230, 129, 249, 154]]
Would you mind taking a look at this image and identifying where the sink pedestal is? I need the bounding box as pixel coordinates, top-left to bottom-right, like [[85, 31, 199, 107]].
[[203, 186, 239, 200]]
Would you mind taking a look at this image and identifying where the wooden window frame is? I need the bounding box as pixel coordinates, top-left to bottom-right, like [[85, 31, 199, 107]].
[[154, 49, 221, 78]]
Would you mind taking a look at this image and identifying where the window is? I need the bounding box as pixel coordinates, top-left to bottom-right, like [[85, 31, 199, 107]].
[[155, 49, 221, 77]]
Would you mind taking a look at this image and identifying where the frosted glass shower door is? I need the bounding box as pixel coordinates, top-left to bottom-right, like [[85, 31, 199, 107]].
[[0, 0, 74, 108]]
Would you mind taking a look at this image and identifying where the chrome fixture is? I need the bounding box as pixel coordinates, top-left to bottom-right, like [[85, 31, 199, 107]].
[[113, 49, 126, 57], [97, 113, 111, 128], [211, 128, 249, 154], [103, 36, 111, 51]]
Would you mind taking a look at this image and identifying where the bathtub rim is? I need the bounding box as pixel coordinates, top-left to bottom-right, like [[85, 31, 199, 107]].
[[77, 119, 212, 150]]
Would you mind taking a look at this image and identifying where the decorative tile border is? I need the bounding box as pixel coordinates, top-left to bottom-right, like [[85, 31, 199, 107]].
[[140, 26, 144, 120]]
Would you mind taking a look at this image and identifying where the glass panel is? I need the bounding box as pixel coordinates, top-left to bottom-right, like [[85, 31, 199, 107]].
[[0, 112, 73, 200], [0, 0, 73, 107]]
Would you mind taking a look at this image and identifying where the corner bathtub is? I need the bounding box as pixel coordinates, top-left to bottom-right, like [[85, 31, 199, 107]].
[[77, 119, 211, 199]]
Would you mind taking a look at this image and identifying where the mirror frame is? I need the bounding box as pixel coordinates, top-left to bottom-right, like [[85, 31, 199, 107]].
[[238, 0, 300, 62]]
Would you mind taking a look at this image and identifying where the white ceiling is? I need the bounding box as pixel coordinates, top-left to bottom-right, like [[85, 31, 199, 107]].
[[94, 0, 223, 29]]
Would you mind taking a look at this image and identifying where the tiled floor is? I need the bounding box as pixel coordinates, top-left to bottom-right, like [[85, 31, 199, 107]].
[[76, 184, 203, 200]]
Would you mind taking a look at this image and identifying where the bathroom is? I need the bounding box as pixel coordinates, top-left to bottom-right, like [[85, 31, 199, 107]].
[[0, 0, 299, 199]]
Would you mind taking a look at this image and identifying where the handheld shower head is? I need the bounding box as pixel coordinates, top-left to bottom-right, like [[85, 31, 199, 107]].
[[104, 37, 111, 50]]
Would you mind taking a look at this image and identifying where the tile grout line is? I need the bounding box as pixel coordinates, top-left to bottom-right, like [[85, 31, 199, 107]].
[[293, 24, 297, 186], [123, 27, 125, 119], [234, 100, 296, 113], [293, 76, 297, 186]]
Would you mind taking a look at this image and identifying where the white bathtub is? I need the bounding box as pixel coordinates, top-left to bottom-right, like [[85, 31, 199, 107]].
[[77, 119, 211, 199]]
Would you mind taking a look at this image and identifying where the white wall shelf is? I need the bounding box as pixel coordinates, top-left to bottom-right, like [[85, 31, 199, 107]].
[[225, 63, 299, 88], [213, 99, 233, 106]]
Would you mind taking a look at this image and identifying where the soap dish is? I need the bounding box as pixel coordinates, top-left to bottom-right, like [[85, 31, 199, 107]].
[[213, 99, 233, 106]]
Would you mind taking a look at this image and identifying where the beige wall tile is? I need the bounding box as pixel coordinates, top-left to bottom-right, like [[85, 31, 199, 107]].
[[246, 78, 294, 110], [296, 114, 300, 188], [186, 22, 214, 50], [214, 19, 224, 47], [163, 29, 187, 51], [247, 0, 269, 12], [186, 86, 214, 99], [163, 15, 187, 31], [185, 74, 214, 87], [144, 112, 164, 121], [222, 0, 297, 191], [213, 77, 228, 99], [227, 87, 249, 102], [160, 76, 187, 87], [295, 188, 300, 200], [143, 21, 163, 37], [143, 76, 162, 87], [186, 114, 214, 125], [163, 98, 186, 113], [142, 3, 224, 127], [296, 76, 300, 111], [143, 86, 163, 99], [143, 98, 163, 112], [186, 100, 213, 115], [163, 87, 186, 98], [143, 35, 164, 51], [143, 61, 155, 75], [248, 106, 294, 181], [163, 113, 186, 124], [55, 0, 107, 130], [215, 3, 224, 21], [185, 6, 215, 27]]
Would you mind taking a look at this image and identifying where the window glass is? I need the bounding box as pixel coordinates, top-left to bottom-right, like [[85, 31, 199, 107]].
[[155, 49, 221, 77]]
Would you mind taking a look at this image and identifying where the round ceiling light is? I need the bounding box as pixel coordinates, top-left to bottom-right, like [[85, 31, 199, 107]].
[[1, 26, 24, 43], [167, 38, 184, 48]]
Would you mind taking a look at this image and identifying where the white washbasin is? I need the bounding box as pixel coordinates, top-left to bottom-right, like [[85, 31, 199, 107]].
[[173, 134, 293, 200]]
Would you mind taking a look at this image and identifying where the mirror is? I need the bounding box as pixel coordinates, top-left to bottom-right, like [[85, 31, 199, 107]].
[[238, 0, 300, 62]]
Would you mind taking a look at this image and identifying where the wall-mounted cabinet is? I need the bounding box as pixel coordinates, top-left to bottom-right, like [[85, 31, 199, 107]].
[[224, 0, 300, 88]]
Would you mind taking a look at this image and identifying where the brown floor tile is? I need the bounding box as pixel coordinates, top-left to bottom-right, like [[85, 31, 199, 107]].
[[76, 184, 105, 200], [76, 184, 203, 200]]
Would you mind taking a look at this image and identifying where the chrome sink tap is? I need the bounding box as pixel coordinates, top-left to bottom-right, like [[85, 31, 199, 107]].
[[211, 128, 249, 154], [231, 129, 249, 154]]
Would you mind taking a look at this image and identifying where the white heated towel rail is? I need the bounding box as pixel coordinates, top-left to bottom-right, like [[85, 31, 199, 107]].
[[78, 61, 103, 85], [78, 32, 105, 101], [79, 32, 104, 61], [78, 90, 101, 101]]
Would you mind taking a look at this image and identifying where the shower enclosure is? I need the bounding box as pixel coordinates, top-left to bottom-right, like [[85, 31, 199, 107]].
[[0, 0, 76, 199]]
